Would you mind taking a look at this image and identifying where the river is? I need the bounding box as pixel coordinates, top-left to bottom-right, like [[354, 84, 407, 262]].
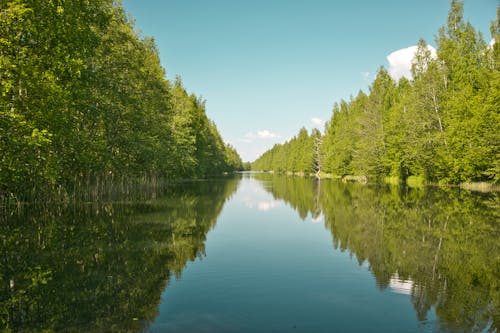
[[1, 173, 498, 332]]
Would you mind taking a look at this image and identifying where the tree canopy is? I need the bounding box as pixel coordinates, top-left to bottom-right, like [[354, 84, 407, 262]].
[[253, 1, 499, 185], [0, 0, 242, 197]]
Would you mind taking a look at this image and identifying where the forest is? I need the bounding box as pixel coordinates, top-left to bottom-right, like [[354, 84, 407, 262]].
[[253, 1, 499, 186], [0, 0, 243, 198]]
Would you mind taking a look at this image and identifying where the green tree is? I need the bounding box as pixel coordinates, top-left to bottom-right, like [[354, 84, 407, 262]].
[[0, 1, 242, 196], [351, 67, 395, 180], [435, 0, 494, 183], [252, 0, 498, 186]]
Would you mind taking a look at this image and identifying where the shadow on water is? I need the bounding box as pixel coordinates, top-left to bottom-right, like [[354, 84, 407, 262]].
[[254, 173, 499, 333], [0, 176, 241, 332]]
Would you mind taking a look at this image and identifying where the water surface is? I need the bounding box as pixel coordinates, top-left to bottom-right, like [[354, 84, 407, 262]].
[[1, 174, 498, 332]]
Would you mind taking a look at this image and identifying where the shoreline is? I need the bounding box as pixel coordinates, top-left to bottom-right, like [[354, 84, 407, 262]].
[[251, 171, 500, 193]]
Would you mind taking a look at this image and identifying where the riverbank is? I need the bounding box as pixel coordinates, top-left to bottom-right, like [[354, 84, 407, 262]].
[[252, 171, 499, 193]]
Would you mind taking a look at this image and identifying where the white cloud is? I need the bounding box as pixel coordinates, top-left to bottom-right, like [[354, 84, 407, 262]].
[[361, 71, 371, 81], [257, 130, 279, 139], [243, 130, 280, 141], [386, 45, 437, 81], [311, 117, 325, 127], [490, 38, 496, 48]]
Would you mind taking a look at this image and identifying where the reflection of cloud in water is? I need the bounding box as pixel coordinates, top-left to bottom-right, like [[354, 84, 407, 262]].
[[257, 200, 280, 211], [242, 196, 255, 209], [238, 178, 282, 212], [310, 213, 324, 224], [243, 198, 281, 211], [390, 273, 414, 295]]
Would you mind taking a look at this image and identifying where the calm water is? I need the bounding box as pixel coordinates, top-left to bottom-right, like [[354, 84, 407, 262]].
[[1, 174, 498, 332]]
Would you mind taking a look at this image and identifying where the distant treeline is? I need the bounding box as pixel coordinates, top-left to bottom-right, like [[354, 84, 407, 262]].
[[0, 1, 242, 196], [253, 1, 499, 185]]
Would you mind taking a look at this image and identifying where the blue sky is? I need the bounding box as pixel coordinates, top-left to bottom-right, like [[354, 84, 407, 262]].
[[121, 0, 497, 162]]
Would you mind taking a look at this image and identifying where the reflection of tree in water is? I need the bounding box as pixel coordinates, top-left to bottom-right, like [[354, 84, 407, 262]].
[[257, 174, 499, 332], [0, 177, 240, 332], [254, 173, 322, 221]]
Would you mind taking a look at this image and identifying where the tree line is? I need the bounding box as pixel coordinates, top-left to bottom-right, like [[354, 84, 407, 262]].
[[0, 0, 242, 196], [253, 1, 499, 185], [252, 127, 322, 175]]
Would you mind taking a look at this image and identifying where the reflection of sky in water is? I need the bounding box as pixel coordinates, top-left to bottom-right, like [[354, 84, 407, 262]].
[[150, 176, 486, 333], [238, 178, 326, 222], [238, 177, 283, 212]]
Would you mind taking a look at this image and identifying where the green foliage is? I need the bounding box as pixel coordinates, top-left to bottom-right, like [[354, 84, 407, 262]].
[[254, 1, 499, 185], [166, 79, 242, 177], [0, 0, 242, 196], [252, 127, 316, 174]]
